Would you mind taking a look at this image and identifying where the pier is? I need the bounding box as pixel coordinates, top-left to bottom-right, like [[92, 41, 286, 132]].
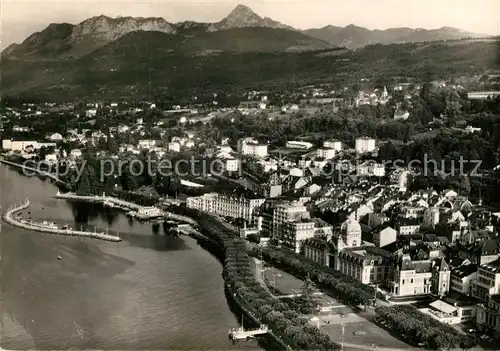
[[55, 192, 197, 225], [55, 192, 145, 211], [2, 199, 121, 242], [55, 192, 164, 220], [228, 324, 269, 341]]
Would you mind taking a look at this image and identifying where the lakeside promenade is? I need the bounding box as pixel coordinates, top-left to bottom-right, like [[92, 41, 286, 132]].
[[0, 157, 67, 185], [2, 199, 122, 242]]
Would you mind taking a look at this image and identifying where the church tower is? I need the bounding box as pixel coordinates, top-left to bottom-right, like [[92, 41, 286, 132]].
[[382, 86, 388, 99]]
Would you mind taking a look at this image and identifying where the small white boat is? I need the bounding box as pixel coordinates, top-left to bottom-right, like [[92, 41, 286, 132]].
[[57, 255, 62, 260]]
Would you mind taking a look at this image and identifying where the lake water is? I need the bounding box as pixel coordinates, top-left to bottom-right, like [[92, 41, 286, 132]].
[[0, 164, 263, 350]]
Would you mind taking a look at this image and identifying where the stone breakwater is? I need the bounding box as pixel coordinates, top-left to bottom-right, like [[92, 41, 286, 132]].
[[2, 199, 122, 242]]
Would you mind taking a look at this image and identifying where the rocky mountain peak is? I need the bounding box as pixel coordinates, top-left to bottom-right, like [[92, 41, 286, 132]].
[[207, 4, 294, 32], [71, 15, 176, 41], [226, 4, 261, 22]]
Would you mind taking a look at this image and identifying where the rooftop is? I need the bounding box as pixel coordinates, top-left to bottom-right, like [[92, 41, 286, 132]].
[[342, 246, 392, 261], [451, 263, 478, 278], [443, 291, 480, 307], [480, 258, 500, 273]]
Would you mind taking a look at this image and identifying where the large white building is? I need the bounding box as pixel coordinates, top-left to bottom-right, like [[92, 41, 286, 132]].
[[355, 137, 376, 154], [237, 138, 268, 158], [323, 140, 342, 151], [286, 141, 314, 150], [272, 202, 310, 238], [186, 193, 265, 225], [219, 155, 239, 172], [2, 140, 56, 152], [282, 220, 316, 253], [316, 148, 336, 160], [472, 259, 500, 302]]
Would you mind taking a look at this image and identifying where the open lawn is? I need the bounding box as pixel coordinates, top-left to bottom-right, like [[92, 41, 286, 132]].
[[263, 267, 305, 295], [319, 319, 413, 349]]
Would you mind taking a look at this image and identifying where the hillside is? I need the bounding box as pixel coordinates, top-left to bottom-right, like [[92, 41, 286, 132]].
[[304, 25, 490, 49], [1, 39, 497, 101], [90, 28, 333, 58], [2, 15, 178, 60]]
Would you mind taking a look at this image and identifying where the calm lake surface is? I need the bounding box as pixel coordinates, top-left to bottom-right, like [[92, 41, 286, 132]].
[[0, 164, 263, 350]]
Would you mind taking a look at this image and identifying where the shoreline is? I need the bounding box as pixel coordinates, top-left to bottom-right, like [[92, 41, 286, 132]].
[[2, 199, 122, 242], [2, 165, 292, 349]]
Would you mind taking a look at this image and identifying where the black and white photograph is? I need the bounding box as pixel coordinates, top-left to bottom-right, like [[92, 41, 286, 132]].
[[0, 0, 499, 350]]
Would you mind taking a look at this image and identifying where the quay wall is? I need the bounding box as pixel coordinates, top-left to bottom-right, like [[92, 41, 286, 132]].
[[0, 157, 65, 184], [55, 192, 197, 225], [2, 200, 121, 242], [55, 192, 142, 210], [225, 285, 291, 350]]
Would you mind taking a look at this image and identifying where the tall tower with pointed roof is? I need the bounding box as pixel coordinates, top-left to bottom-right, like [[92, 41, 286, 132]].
[[432, 257, 450, 295]]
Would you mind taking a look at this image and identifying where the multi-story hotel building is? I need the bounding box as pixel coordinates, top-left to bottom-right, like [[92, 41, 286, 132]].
[[272, 202, 309, 238], [186, 193, 265, 225], [281, 219, 316, 253], [471, 259, 500, 302], [281, 218, 332, 253]]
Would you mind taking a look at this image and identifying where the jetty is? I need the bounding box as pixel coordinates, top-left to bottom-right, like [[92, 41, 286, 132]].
[[229, 324, 269, 341], [55, 192, 164, 220], [55, 192, 197, 225], [2, 199, 121, 242]]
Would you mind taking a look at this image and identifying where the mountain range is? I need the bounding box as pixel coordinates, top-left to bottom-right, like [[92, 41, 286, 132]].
[[1, 4, 497, 101], [303, 24, 488, 49], [2, 4, 490, 60]]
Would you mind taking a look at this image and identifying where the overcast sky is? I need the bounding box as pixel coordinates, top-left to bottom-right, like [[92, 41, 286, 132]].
[[1, 0, 499, 47]]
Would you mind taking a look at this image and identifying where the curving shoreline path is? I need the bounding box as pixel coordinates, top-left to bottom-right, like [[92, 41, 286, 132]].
[[2, 199, 122, 242]]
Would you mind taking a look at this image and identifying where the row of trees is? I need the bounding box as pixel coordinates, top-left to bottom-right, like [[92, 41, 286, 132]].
[[375, 305, 476, 350], [252, 245, 480, 350], [254, 246, 374, 307], [174, 206, 339, 350], [66, 152, 182, 198]]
